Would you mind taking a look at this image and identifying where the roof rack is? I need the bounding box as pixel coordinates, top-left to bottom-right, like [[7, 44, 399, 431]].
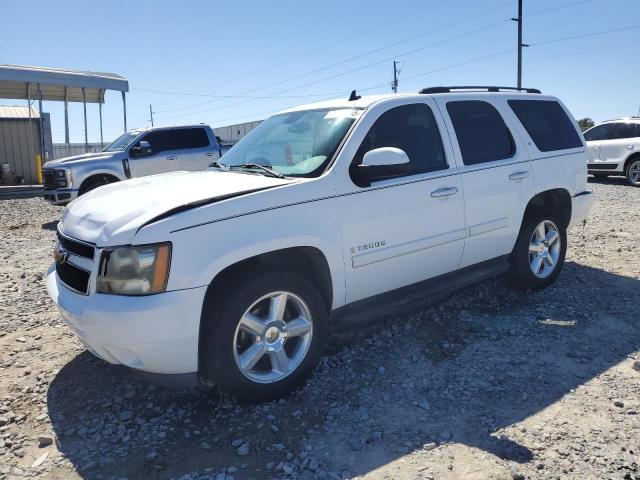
[[419, 86, 541, 94]]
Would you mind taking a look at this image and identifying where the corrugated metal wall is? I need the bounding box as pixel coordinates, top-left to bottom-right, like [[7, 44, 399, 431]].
[[213, 120, 262, 144], [0, 118, 40, 184]]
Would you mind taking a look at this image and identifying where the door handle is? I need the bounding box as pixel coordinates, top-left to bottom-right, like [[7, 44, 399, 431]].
[[205, 152, 214, 157], [167, 155, 177, 161], [430, 187, 458, 198], [509, 171, 529, 181]]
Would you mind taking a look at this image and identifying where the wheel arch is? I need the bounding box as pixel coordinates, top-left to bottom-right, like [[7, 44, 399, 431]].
[[522, 188, 572, 229], [624, 152, 640, 172], [78, 171, 122, 194], [197, 245, 334, 373]]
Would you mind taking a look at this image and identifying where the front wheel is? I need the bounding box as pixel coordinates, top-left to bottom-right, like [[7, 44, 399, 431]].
[[200, 269, 328, 402], [509, 211, 567, 290], [625, 158, 640, 187]]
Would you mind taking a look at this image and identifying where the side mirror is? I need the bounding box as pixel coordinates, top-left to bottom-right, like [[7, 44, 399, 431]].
[[131, 140, 152, 158], [356, 147, 410, 182]]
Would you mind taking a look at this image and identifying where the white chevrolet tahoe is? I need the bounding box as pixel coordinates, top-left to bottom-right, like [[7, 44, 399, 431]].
[[584, 118, 640, 186], [47, 86, 594, 401], [42, 124, 221, 204]]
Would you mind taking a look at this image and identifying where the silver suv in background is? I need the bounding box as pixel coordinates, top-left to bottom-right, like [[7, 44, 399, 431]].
[[42, 125, 221, 204], [584, 118, 640, 186]]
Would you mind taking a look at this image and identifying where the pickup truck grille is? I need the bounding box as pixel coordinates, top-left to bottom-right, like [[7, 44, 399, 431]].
[[42, 170, 57, 190], [57, 231, 95, 259], [56, 261, 90, 295]]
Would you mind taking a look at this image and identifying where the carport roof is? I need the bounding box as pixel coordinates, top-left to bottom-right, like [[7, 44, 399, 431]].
[[0, 64, 129, 103]]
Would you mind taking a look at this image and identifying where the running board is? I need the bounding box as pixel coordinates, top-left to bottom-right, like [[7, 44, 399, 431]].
[[331, 256, 510, 329]]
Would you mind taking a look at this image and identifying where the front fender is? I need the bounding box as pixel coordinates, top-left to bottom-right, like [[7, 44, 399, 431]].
[[160, 197, 347, 310], [73, 164, 127, 189]]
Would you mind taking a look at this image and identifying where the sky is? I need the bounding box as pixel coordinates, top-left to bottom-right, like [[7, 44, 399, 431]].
[[1, 0, 639, 144]]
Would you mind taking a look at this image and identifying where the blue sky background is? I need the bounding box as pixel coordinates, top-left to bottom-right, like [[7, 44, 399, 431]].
[[1, 0, 639, 143]]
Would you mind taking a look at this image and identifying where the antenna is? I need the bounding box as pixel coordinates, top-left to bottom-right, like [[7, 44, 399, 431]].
[[348, 90, 361, 101]]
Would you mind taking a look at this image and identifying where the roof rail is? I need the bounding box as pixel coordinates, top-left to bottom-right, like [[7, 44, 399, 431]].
[[419, 86, 541, 94]]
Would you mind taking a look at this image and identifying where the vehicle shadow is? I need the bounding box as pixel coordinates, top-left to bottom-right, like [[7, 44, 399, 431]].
[[587, 174, 631, 187], [47, 262, 640, 479], [41, 220, 58, 231]]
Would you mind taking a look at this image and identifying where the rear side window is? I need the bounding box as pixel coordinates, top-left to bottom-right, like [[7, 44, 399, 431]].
[[583, 123, 613, 141], [353, 103, 447, 176], [446, 100, 515, 165], [174, 128, 211, 149], [140, 130, 176, 154], [508, 100, 582, 152], [611, 122, 640, 140]]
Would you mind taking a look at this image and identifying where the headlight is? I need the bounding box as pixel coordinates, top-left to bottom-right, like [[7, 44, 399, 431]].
[[64, 168, 73, 187], [55, 169, 73, 187], [96, 243, 171, 295]]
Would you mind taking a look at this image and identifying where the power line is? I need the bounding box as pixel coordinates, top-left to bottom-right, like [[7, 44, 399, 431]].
[[151, 1, 513, 118], [529, 24, 640, 46], [157, 19, 511, 122], [88, 36, 634, 140], [204, 48, 516, 126], [137, 0, 594, 117], [525, 0, 596, 18], [135, 88, 345, 99], [150, 91, 347, 115], [188, 0, 476, 95]]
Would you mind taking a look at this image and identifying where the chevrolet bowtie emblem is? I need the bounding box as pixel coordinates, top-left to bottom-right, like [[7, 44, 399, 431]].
[[53, 245, 69, 264]]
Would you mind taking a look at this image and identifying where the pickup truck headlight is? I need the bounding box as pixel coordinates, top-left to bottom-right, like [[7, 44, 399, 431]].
[[96, 243, 171, 295], [55, 169, 73, 188]]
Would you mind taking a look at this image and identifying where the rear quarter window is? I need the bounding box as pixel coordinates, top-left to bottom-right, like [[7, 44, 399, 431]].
[[174, 128, 211, 149], [508, 100, 583, 152]]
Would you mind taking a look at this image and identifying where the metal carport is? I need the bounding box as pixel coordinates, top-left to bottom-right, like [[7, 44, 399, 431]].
[[0, 64, 129, 179]]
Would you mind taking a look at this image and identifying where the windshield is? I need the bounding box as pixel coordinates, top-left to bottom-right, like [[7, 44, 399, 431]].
[[218, 108, 361, 177], [102, 132, 139, 152]]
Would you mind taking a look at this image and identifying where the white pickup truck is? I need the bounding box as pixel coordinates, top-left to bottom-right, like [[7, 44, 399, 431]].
[[42, 124, 221, 204], [47, 86, 594, 401]]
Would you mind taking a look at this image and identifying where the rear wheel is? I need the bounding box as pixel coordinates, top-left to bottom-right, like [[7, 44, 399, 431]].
[[509, 211, 567, 290], [200, 269, 328, 402], [625, 158, 640, 186]]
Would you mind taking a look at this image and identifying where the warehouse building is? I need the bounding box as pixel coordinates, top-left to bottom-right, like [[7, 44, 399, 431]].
[[213, 120, 261, 145], [0, 106, 52, 184], [0, 64, 128, 184]]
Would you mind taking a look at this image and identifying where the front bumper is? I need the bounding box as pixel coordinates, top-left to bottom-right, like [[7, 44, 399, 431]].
[[47, 265, 207, 374], [43, 189, 78, 205], [569, 191, 595, 228]]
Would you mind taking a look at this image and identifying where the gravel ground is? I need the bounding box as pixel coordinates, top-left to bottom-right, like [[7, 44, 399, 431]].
[[0, 177, 639, 480]]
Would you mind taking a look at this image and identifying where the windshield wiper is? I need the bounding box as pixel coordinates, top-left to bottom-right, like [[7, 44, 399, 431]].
[[230, 163, 284, 179], [208, 160, 229, 171]]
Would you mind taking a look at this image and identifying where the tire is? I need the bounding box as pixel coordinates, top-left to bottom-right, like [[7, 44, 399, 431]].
[[200, 269, 328, 402], [78, 175, 113, 196], [509, 210, 567, 290], [625, 157, 640, 187]]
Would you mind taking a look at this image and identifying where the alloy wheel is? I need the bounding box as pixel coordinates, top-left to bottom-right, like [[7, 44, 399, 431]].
[[528, 220, 561, 279], [233, 291, 313, 383], [628, 160, 640, 185]]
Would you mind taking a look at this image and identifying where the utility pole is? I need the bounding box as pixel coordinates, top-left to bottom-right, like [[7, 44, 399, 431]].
[[392, 61, 399, 93], [512, 0, 529, 89], [149, 104, 154, 127]]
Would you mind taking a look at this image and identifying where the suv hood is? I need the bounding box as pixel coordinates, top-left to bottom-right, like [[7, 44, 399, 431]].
[[44, 151, 120, 168], [59, 170, 291, 246]]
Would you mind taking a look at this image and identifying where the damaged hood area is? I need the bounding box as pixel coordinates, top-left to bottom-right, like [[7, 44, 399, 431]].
[[59, 170, 291, 246]]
